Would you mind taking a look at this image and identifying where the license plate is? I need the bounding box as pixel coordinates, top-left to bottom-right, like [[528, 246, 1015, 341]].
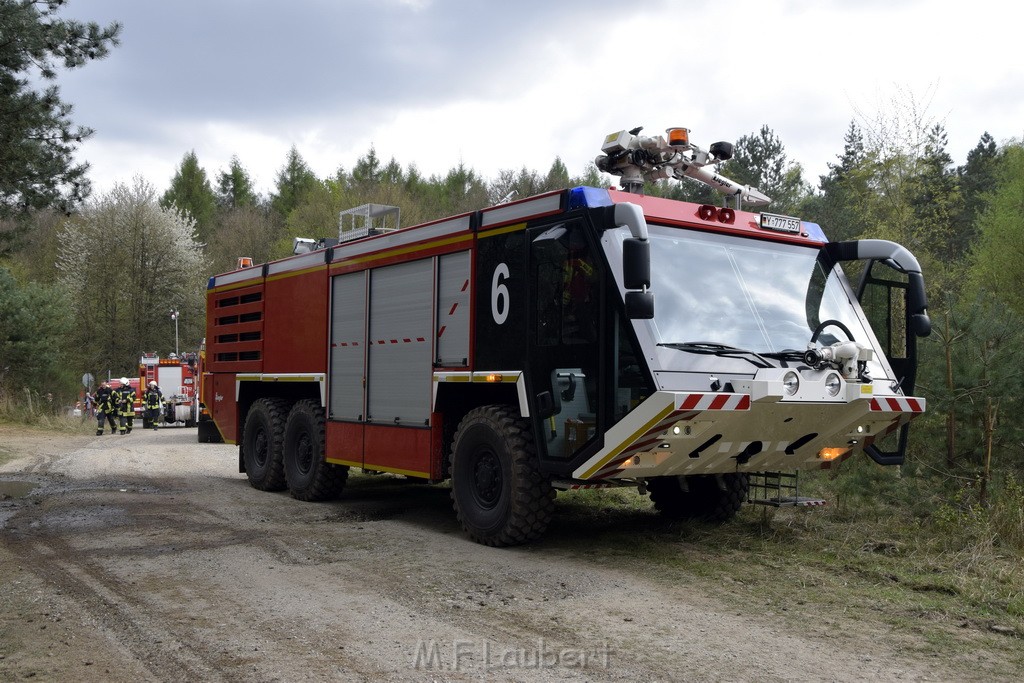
[[760, 213, 801, 233]]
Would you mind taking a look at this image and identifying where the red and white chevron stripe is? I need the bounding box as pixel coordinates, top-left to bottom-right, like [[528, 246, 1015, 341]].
[[869, 396, 925, 413], [676, 393, 751, 411]]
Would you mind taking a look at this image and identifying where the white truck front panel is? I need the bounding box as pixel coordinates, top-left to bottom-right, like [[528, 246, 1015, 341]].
[[573, 387, 924, 481]]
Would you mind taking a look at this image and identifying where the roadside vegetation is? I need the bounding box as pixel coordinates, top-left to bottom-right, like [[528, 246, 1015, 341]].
[[553, 461, 1024, 670]]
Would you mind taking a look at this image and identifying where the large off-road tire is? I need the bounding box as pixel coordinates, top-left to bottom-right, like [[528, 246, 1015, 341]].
[[648, 473, 749, 522], [283, 399, 348, 501], [241, 398, 289, 491], [450, 405, 555, 547]]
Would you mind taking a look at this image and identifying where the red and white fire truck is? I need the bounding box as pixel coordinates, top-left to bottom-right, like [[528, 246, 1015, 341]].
[[139, 352, 199, 427], [201, 126, 930, 546]]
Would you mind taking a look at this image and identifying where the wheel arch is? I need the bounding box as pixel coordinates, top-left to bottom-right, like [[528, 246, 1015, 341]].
[[433, 377, 524, 478]]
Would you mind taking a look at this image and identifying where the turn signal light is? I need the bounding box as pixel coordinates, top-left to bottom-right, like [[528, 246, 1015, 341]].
[[818, 447, 848, 461], [485, 374, 503, 383]]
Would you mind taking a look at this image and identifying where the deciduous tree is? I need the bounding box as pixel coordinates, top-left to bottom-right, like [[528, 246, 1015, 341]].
[[57, 177, 206, 375], [208, 205, 281, 275]]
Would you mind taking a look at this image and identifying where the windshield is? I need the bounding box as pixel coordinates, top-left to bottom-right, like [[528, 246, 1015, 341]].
[[639, 225, 889, 377]]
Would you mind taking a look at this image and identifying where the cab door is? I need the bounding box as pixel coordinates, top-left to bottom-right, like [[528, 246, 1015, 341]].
[[525, 219, 603, 464]]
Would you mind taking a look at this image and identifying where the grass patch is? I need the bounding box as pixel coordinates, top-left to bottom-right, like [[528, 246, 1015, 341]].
[[544, 463, 1024, 674]]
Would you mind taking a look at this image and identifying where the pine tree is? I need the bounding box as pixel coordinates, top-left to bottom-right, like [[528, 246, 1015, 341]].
[[544, 157, 570, 190], [971, 143, 1024, 316], [726, 125, 809, 214], [910, 124, 963, 276], [215, 155, 258, 210], [807, 121, 869, 242], [270, 146, 319, 218], [351, 147, 382, 187], [161, 150, 217, 243], [0, 0, 121, 237], [0, 267, 73, 399], [957, 132, 1000, 236]]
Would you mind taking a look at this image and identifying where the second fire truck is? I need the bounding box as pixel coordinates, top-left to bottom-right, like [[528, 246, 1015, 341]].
[[139, 352, 199, 427], [201, 126, 930, 546]]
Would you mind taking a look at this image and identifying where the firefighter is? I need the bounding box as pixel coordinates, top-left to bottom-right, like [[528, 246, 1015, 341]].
[[94, 382, 117, 435], [143, 381, 163, 430], [115, 377, 136, 434]]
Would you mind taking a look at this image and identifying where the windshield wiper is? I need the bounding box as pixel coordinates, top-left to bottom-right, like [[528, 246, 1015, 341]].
[[657, 341, 804, 369]]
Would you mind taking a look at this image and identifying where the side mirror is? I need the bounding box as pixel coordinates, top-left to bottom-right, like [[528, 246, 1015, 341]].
[[910, 313, 931, 338], [622, 238, 650, 290], [625, 291, 654, 319]]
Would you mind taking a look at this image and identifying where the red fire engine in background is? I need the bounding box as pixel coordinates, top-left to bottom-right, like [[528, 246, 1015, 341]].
[[200, 126, 930, 546], [138, 352, 199, 427]]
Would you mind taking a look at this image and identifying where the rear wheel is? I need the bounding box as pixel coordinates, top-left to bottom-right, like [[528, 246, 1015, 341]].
[[241, 398, 289, 491], [450, 405, 554, 546], [284, 399, 348, 501], [648, 473, 748, 522]]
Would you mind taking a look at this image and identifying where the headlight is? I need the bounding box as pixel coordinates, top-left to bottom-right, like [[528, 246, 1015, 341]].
[[783, 371, 800, 396], [825, 372, 842, 396]]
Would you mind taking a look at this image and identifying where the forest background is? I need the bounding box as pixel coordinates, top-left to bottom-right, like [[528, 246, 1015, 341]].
[[2, 0, 1024, 595]]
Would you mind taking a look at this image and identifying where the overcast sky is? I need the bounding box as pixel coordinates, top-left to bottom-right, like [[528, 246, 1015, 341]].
[[57, 0, 1023, 202]]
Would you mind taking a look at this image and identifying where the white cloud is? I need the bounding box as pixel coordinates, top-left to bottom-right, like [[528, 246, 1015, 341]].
[[62, 0, 1024, 204]]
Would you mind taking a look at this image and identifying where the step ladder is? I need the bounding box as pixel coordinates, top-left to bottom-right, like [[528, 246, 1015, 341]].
[[747, 472, 826, 507]]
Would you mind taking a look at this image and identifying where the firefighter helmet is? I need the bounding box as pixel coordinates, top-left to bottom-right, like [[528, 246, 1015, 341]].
[[120, 377, 129, 384]]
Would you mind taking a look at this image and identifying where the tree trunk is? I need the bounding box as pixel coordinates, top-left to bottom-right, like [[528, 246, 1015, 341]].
[[944, 314, 956, 468], [981, 397, 997, 508]]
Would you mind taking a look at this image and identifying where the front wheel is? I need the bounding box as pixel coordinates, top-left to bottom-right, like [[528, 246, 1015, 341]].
[[241, 398, 289, 491], [647, 473, 748, 522], [283, 399, 348, 501], [450, 405, 554, 546]]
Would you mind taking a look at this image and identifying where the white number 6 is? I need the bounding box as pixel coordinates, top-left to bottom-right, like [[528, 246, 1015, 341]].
[[491, 263, 509, 325]]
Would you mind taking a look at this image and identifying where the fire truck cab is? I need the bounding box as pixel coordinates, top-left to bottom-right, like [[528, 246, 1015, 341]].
[[202, 127, 929, 546]]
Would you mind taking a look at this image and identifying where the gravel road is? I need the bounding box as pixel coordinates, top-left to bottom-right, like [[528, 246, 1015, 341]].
[[0, 425, 966, 681]]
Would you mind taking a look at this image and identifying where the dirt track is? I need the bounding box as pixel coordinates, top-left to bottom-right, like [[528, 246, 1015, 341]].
[[0, 425, 984, 681]]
